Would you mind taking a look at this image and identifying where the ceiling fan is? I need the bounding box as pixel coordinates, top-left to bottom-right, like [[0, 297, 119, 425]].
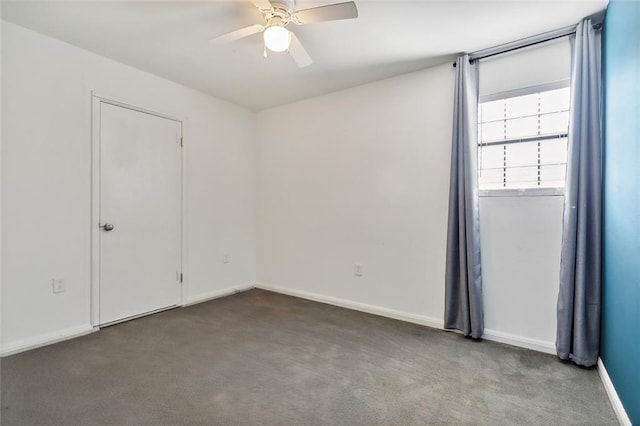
[[209, 0, 358, 68]]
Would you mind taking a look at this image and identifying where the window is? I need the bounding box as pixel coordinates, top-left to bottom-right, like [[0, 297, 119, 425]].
[[478, 85, 570, 191]]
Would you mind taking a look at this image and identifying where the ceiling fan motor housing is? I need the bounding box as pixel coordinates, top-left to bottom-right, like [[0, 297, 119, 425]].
[[270, 0, 296, 13], [264, 4, 293, 28]]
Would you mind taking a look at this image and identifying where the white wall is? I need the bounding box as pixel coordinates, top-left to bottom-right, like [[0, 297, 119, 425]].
[[257, 64, 455, 325], [2, 19, 566, 355], [1, 22, 256, 354], [480, 196, 563, 348], [256, 60, 563, 352], [0, 13, 3, 357], [479, 37, 571, 96]]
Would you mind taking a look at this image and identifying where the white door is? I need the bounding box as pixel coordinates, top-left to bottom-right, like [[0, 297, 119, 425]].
[[98, 102, 182, 326]]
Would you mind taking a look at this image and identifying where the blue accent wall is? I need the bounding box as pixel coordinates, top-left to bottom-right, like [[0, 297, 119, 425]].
[[602, 0, 640, 423]]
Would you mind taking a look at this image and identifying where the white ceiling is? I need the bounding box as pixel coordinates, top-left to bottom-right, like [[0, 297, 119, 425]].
[[2, 0, 607, 110]]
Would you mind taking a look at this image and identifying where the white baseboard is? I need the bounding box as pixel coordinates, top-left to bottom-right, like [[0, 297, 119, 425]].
[[0, 283, 561, 361], [1, 284, 255, 357], [597, 358, 632, 426], [482, 328, 556, 355], [185, 282, 255, 306], [255, 282, 557, 355], [255, 282, 444, 330], [1, 324, 96, 357]]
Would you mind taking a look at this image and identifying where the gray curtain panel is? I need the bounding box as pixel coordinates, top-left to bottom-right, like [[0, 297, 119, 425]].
[[556, 19, 602, 367], [444, 55, 483, 339]]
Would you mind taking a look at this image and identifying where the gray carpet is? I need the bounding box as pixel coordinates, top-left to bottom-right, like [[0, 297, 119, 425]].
[[1, 289, 616, 425]]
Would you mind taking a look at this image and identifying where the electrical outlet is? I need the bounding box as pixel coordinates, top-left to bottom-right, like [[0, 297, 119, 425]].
[[222, 253, 230, 264], [354, 264, 363, 277], [52, 278, 65, 293]]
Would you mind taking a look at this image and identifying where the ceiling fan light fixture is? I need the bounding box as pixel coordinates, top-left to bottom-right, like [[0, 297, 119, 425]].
[[263, 25, 291, 52]]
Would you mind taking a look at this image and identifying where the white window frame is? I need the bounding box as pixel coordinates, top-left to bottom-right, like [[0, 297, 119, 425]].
[[478, 79, 570, 198]]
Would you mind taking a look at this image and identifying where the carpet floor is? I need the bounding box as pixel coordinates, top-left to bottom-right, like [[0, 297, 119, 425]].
[[1, 289, 617, 425]]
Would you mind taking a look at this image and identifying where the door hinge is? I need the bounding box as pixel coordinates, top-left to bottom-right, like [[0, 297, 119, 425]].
[[180, 273, 183, 283], [180, 137, 183, 148]]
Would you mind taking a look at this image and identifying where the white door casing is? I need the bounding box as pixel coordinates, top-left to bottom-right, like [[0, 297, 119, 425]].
[[92, 97, 183, 326]]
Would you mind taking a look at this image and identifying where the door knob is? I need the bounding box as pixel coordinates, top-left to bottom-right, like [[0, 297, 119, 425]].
[[100, 223, 115, 231]]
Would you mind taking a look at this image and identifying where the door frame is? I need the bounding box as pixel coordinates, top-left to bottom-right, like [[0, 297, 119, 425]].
[[90, 93, 187, 327]]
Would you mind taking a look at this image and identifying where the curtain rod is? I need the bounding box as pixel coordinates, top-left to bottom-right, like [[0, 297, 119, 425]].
[[452, 19, 603, 68]]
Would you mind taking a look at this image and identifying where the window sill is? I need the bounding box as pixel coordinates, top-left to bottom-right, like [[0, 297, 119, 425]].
[[479, 187, 565, 197]]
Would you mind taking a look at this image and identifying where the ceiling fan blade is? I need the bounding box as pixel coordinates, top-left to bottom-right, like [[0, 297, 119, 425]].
[[288, 32, 312, 68], [292, 1, 358, 25], [209, 24, 265, 44], [250, 0, 273, 11]]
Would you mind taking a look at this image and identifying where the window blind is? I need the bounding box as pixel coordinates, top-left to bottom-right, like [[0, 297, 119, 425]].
[[478, 87, 570, 189]]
